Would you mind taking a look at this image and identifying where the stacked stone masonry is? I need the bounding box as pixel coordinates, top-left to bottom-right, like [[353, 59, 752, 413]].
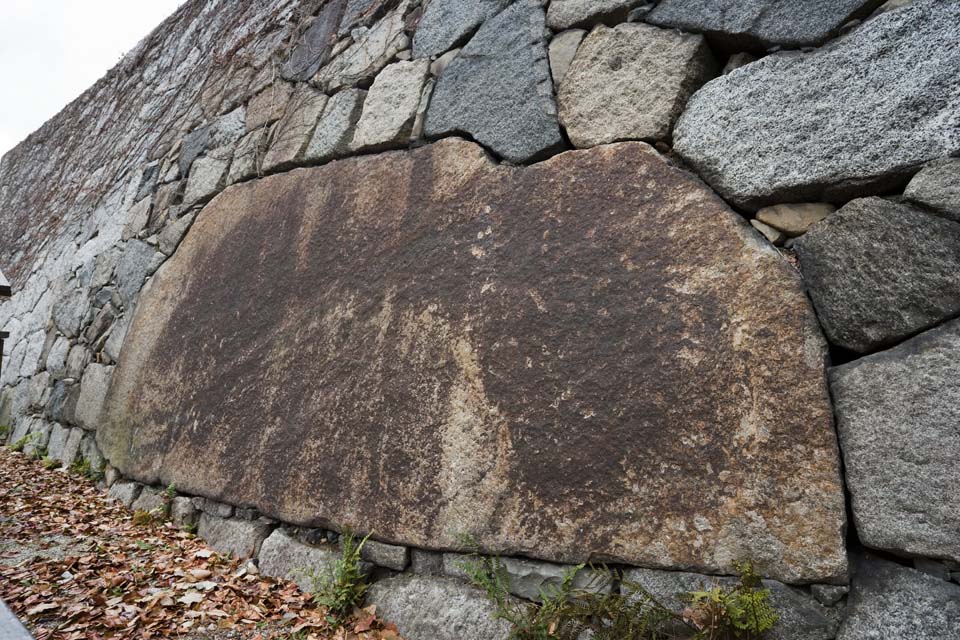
[[1, 0, 958, 638]]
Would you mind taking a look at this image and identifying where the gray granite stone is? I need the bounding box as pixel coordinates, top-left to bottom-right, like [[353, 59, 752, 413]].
[[261, 86, 329, 172], [558, 22, 715, 147], [304, 88, 366, 163], [424, 0, 564, 163], [412, 0, 510, 59], [197, 513, 272, 560], [245, 82, 295, 132], [410, 549, 444, 575], [179, 126, 210, 178], [257, 528, 343, 591], [810, 584, 848, 606], [361, 539, 409, 571], [903, 157, 960, 224], [170, 496, 199, 530], [547, 0, 646, 30], [367, 575, 513, 640], [282, 0, 346, 81], [831, 318, 960, 562], [547, 29, 585, 86], [795, 197, 960, 352], [131, 486, 167, 514], [313, 2, 411, 91], [647, 0, 883, 51], [674, 0, 960, 210], [116, 240, 163, 305], [351, 60, 430, 151], [227, 128, 270, 184], [183, 152, 231, 206], [52, 289, 88, 339], [837, 554, 960, 639], [45, 336, 70, 378], [157, 213, 196, 257], [45, 381, 79, 425], [442, 554, 608, 602], [108, 481, 142, 507], [623, 567, 841, 640]]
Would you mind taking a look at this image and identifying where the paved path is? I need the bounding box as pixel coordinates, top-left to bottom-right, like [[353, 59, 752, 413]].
[[0, 600, 31, 640]]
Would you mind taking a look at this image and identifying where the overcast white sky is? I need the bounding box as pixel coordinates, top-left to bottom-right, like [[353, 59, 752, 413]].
[[0, 0, 185, 159]]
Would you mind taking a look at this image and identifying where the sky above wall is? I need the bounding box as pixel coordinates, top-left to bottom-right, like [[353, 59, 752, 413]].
[[0, 0, 185, 160]]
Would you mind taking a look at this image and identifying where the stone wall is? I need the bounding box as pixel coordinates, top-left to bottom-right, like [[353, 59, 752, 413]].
[[2, 1, 959, 638]]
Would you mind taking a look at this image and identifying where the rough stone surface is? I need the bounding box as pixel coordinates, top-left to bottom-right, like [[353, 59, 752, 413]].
[[794, 197, 960, 353], [46, 336, 71, 378], [283, 0, 346, 81], [46, 381, 79, 425], [313, 2, 411, 91], [624, 567, 841, 640], [412, 0, 510, 59], [192, 497, 234, 519], [79, 433, 106, 473], [424, 1, 564, 163], [756, 203, 835, 238], [810, 584, 848, 607], [227, 128, 270, 184], [183, 153, 231, 206], [350, 60, 430, 151], [157, 213, 196, 257], [837, 554, 960, 640], [558, 23, 715, 148], [246, 82, 295, 132], [300, 92, 364, 164], [646, 0, 883, 51], [429, 49, 459, 77], [179, 126, 210, 178], [197, 514, 271, 560], [170, 496, 199, 530], [674, 0, 960, 210], [107, 481, 142, 508], [122, 197, 153, 241], [750, 219, 785, 246], [443, 554, 608, 602], [52, 291, 88, 339], [547, 0, 643, 30], [116, 240, 163, 305], [362, 540, 409, 571], [903, 157, 960, 224], [367, 575, 512, 640], [99, 139, 846, 584], [261, 86, 329, 172], [75, 363, 113, 430], [131, 486, 167, 514], [411, 549, 443, 575], [830, 318, 960, 563], [547, 29, 585, 86], [258, 528, 343, 591], [723, 52, 757, 74], [45, 424, 72, 463]]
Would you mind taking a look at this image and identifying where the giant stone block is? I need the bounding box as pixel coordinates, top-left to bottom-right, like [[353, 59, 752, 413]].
[[98, 139, 846, 584]]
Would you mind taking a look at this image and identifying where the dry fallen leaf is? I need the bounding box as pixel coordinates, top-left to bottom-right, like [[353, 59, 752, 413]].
[[0, 448, 403, 639]]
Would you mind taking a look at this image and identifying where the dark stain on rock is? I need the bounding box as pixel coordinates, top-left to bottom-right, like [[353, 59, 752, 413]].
[[99, 139, 847, 584]]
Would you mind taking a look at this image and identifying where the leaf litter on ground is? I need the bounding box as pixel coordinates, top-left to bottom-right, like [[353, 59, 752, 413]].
[[0, 447, 402, 640]]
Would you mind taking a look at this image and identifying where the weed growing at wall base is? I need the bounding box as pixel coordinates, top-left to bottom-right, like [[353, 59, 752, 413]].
[[307, 528, 372, 626], [462, 556, 778, 640]]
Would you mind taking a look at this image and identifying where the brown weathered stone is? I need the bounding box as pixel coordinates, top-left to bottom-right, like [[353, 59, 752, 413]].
[[99, 139, 846, 584]]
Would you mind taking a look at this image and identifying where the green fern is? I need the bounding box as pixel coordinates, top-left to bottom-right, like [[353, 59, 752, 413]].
[[9, 435, 29, 452], [465, 554, 778, 640], [307, 529, 372, 626]]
